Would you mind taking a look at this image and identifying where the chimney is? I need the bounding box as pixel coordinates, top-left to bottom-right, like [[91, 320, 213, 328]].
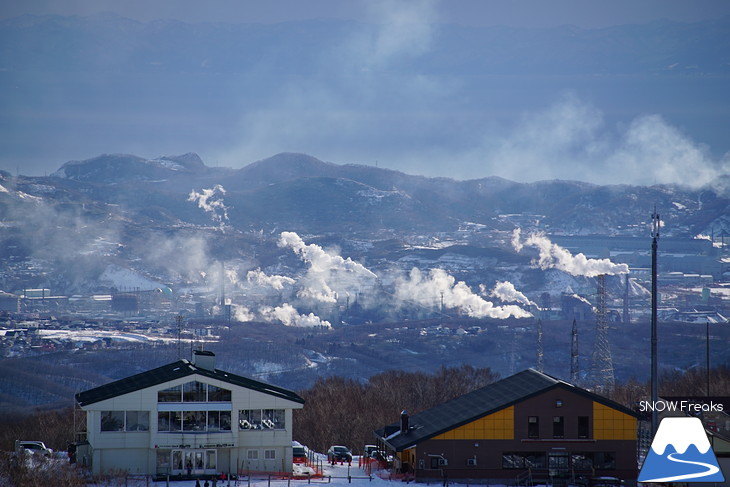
[[400, 410, 409, 434], [192, 350, 216, 371]]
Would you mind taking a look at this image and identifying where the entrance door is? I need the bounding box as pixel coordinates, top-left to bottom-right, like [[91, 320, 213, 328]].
[[548, 452, 569, 474], [171, 449, 217, 476]]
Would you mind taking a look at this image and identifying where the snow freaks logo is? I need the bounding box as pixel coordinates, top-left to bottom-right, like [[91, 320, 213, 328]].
[[638, 417, 725, 482]]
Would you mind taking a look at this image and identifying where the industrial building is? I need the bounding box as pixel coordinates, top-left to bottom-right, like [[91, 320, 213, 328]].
[[75, 350, 304, 478], [374, 369, 640, 485]]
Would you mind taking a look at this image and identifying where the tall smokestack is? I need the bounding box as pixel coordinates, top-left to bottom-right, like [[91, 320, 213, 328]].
[[623, 273, 630, 323], [219, 261, 225, 307]]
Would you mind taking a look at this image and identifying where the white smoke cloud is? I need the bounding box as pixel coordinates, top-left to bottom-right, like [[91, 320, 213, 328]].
[[232, 304, 256, 322], [260, 303, 332, 328], [512, 228, 629, 277], [489, 281, 537, 307], [246, 269, 295, 291], [477, 94, 730, 187], [395, 268, 531, 319], [188, 185, 229, 230], [363, 0, 438, 67], [278, 231, 377, 303]]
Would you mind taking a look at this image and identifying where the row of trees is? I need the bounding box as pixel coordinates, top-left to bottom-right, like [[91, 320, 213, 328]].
[[292, 365, 500, 454]]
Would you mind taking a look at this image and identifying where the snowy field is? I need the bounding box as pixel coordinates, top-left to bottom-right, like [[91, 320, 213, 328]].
[[86, 462, 413, 487]]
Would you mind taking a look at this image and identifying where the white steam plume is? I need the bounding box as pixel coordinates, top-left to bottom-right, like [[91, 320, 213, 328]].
[[278, 231, 377, 303], [489, 281, 537, 308], [512, 228, 629, 277], [188, 185, 229, 230], [246, 269, 295, 291], [395, 268, 531, 319], [261, 303, 332, 328], [232, 304, 256, 322]]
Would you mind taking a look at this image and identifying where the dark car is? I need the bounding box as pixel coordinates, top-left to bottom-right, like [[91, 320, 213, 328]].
[[327, 445, 352, 463]]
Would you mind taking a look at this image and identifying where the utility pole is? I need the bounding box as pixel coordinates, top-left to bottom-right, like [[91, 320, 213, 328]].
[[536, 319, 544, 373], [571, 319, 579, 384], [651, 207, 660, 435]]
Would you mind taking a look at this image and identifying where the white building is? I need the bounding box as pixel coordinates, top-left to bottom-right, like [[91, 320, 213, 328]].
[[75, 350, 304, 478]]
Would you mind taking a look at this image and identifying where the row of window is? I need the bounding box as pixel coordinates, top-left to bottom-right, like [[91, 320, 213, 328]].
[[158, 381, 232, 403], [157, 410, 232, 432], [101, 411, 150, 432], [501, 451, 616, 470], [527, 415, 589, 439], [247, 449, 277, 460], [102, 409, 286, 432]]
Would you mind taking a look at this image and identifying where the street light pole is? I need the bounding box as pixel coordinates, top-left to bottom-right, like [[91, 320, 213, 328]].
[[651, 208, 660, 435]]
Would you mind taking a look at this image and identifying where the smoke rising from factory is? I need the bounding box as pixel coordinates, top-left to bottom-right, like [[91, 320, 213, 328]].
[[395, 268, 532, 319], [188, 185, 229, 230], [512, 228, 629, 277]]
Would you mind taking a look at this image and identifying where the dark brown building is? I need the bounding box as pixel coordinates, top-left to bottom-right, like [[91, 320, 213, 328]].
[[374, 369, 640, 485]]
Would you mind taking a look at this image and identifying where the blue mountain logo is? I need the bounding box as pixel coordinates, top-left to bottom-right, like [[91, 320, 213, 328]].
[[639, 417, 725, 482]]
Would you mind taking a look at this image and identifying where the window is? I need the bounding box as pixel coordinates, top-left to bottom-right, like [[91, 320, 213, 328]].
[[594, 452, 616, 470], [239, 409, 285, 430], [553, 416, 564, 438], [101, 411, 125, 431], [158, 382, 231, 403], [183, 411, 206, 431], [265, 450, 276, 460], [158, 385, 182, 402], [572, 452, 593, 470], [248, 450, 259, 460], [102, 411, 149, 432], [157, 411, 182, 432], [207, 411, 232, 431], [502, 452, 546, 469], [578, 416, 589, 438], [466, 457, 477, 466], [262, 409, 285, 429], [528, 416, 539, 438], [126, 411, 149, 431], [183, 381, 207, 402], [208, 384, 232, 402]]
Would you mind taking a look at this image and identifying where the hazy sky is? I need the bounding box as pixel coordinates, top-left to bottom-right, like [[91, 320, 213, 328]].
[[2, 0, 730, 185], [3, 0, 730, 28]]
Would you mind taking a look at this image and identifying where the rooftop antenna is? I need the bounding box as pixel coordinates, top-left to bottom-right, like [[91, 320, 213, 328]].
[[650, 206, 660, 435]]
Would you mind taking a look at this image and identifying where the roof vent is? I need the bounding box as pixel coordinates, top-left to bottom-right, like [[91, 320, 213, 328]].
[[192, 350, 216, 371]]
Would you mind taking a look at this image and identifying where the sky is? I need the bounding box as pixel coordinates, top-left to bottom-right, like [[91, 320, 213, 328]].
[[2, 0, 730, 186], [3, 0, 730, 28]]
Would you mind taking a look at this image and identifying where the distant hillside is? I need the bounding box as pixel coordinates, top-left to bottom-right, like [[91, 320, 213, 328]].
[[18, 151, 729, 238]]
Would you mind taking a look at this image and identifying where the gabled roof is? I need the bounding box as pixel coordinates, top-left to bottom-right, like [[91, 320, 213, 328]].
[[374, 369, 639, 451], [75, 359, 304, 407]]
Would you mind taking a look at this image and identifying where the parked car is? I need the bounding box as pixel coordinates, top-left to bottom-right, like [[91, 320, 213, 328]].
[[15, 440, 53, 457], [364, 444, 378, 458], [327, 445, 352, 463]]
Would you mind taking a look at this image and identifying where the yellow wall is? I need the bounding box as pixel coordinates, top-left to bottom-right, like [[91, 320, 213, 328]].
[[434, 406, 514, 440], [593, 402, 636, 440]]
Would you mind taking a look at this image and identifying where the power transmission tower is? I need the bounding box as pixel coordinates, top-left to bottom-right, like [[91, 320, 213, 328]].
[[571, 318, 579, 384], [591, 274, 615, 391], [536, 319, 544, 373]]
